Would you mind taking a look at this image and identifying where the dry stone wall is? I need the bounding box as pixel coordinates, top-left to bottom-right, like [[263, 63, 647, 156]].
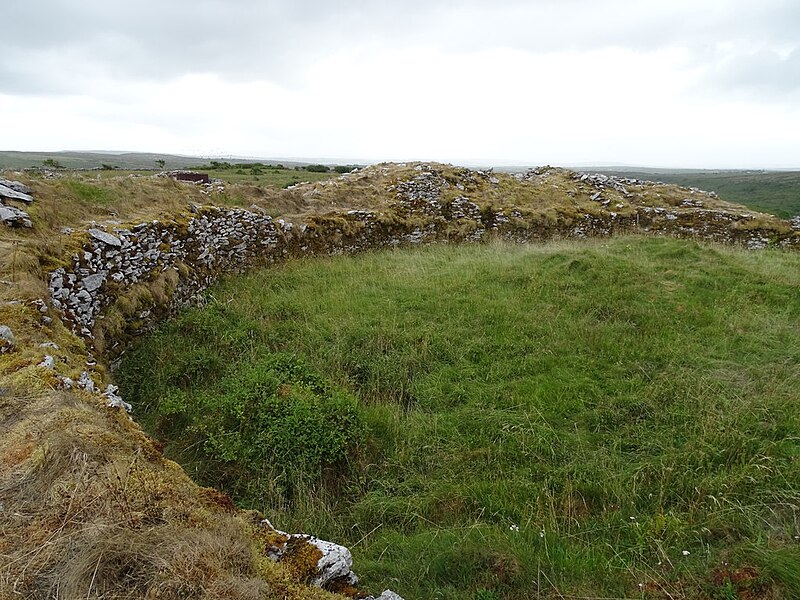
[[47, 166, 799, 355]]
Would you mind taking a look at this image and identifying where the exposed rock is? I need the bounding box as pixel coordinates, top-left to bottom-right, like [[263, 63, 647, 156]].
[[0, 181, 33, 204], [0, 326, 15, 353], [268, 532, 358, 590], [365, 591, 405, 600], [77, 371, 96, 393], [0, 178, 32, 195], [88, 228, 122, 247], [0, 204, 32, 228], [38, 355, 55, 369], [102, 384, 132, 412], [304, 536, 357, 588]]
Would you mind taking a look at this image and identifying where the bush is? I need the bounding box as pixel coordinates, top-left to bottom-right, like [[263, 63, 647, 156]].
[[198, 355, 361, 474], [304, 164, 330, 173], [123, 338, 364, 506]]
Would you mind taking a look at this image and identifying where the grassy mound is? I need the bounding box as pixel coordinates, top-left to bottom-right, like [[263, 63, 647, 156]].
[[118, 236, 800, 600]]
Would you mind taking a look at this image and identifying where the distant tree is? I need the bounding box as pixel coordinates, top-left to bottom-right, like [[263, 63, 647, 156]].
[[101, 163, 114, 170], [305, 164, 330, 173], [333, 165, 354, 174], [155, 159, 166, 169], [42, 158, 64, 169]]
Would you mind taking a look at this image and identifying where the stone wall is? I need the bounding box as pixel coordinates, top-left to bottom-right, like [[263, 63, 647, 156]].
[[48, 168, 799, 356]]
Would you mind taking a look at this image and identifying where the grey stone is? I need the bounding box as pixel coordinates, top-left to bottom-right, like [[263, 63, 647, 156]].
[[0, 183, 33, 204], [77, 371, 95, 393], [375, 591, 405, 600], [103, 384, 132, 412], [269, 534, 358, 589], [0, 205, 32, 228], [304, 536, 357, 588], [88, 228, 122, 247], [38, 355, 55, 369], [0, 326, 15, 353], [364, 591, 405, 600], [0, 178, 32, 195], [82, 272, 106, 292]]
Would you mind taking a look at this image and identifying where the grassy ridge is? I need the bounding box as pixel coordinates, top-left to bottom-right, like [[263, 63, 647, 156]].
[[118, 237, 800, 599]]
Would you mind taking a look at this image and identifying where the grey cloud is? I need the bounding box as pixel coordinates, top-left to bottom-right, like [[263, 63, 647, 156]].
[[2, 0, 799, 95], [709, 48, 800, 94]]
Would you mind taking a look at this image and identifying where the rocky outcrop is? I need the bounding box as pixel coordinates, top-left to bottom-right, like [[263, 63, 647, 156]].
[[0, 177, 34, 203], [0, 177, 33, 227]]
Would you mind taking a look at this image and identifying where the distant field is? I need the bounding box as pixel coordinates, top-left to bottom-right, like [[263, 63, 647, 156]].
[[0, 150, 350, 177], [119, 237, 800, 600], [85, 167, 339, 188], [189, 162, 348, 188], [599, 170, 800, 219]]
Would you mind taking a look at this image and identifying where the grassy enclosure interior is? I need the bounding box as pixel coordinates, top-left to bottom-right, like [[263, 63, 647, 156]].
[[116, 236, 800, 599]]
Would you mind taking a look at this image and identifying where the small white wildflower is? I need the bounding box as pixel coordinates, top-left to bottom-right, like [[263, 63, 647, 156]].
[[509, 524, 520, 532], [657, 561, 662, 566], [539, 529, 545, 538], [682, 550, 690, 556], [629, 516, 636, 521]]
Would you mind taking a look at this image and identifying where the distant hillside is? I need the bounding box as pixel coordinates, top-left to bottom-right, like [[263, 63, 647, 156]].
[[0, 150, 308, 171]]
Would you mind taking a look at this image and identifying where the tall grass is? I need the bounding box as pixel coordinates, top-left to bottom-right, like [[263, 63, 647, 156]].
[[118, 236, 800, 599]]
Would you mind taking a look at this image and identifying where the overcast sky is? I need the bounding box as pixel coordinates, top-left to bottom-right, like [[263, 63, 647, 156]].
[[1, 0, 799, 168]]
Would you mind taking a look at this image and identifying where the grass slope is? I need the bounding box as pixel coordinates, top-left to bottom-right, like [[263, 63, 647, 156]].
[[118, 236, 800, 600]]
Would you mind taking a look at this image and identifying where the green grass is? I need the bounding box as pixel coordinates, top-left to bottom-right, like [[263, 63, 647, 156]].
[[602, 170, 800, 219], [63, 179, 113, 204], [117, 237, 800, 599], [201, 166, 338, 188]]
